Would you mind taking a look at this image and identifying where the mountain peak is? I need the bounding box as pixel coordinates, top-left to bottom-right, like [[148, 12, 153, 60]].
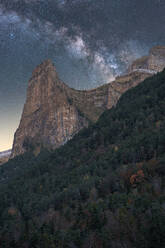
[[35, 59, 54, 69], [31, 59, 57, 79]]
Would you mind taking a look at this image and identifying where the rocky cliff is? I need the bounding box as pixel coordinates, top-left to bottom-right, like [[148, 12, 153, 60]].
[[128, 46, 165, 73], [11, 46, 165, 158]]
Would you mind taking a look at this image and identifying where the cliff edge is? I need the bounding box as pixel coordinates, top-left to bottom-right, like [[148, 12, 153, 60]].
[[11, 46, 165, 158]]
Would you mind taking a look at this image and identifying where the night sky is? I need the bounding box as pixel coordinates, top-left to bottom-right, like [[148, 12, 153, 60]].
[[0, 0, 165, 151]]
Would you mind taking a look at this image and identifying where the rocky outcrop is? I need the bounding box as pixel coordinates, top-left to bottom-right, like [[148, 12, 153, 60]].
[[11, 60, 111, 158], [148, 46, 165, 72], [11, 46, 165, 158], [128, 46, 165, 73]]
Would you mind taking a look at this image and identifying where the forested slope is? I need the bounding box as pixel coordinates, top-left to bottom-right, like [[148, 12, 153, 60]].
[[1, 70, 165, 247]]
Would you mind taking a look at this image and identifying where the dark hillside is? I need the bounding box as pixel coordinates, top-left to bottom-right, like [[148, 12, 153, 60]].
[[1, 70, 165, 247]]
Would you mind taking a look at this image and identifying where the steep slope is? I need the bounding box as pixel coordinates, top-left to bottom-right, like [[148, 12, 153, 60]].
[[1, 69, 165, 247], [11, 60, 153, 158]]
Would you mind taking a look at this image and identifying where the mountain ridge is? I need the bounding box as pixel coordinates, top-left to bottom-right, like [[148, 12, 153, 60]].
[[11, 46, 165, 158]]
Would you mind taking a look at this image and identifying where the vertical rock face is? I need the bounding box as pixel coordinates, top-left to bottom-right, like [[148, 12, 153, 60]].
[[128, 46, 165, 73], [148, 46, 165, 72], [11, 46, 165, 158], [11, 60, 89, 157], [11, 60, 112, 158]]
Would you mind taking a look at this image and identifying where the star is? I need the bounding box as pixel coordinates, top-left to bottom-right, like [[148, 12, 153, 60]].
[[9, 33, 15, 39]]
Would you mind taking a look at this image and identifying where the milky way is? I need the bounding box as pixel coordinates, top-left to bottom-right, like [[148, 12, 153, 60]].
[[0, 0, 165, 151]]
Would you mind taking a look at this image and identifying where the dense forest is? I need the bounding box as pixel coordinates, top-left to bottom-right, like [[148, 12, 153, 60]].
[[1, 70, 165, 247]]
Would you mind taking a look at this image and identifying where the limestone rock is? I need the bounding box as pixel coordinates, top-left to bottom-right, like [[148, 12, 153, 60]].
[[11, 60, 109, 158], [11, 46, 165, 158], [107, 71, 152, 109], [128, 46, 165, 73], [148, 46, 165, 72]]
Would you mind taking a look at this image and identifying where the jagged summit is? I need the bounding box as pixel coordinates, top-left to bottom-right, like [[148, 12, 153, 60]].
[[11, 46, 165, 158], [30, 59, 59, 84], [32, 59, 55, 73]]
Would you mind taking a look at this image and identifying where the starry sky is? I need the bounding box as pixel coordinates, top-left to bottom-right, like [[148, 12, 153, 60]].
[[0, 0, 165, 151]]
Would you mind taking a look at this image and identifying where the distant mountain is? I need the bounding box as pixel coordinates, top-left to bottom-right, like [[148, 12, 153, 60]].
[[0, 149, 11, 158], [0, 149, 11, 165], [1, 69, 165, 247], [11, 45, 165, 158]]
